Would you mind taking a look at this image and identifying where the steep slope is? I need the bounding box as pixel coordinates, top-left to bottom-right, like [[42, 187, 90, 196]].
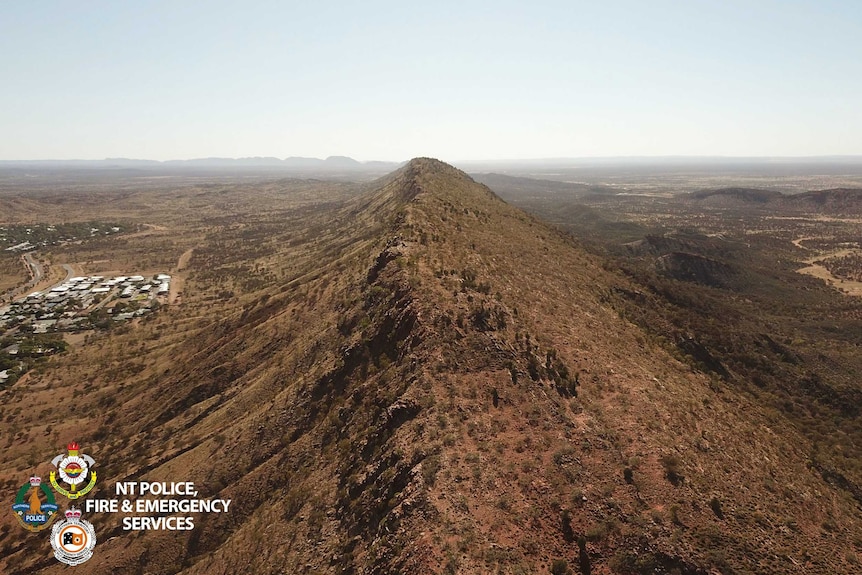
[[1, 159, 860, 574]]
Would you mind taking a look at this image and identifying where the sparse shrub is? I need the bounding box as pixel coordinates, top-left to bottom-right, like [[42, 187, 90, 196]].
[[550, 558, 570, 575], [669, 504, 682, 526], [609, 550, 655, 574], [553, 446, 576, 466], [661, 454, 683, 485], [585, 521, 610, 542], [623, 467, 634, 484], [460, 267, 478, 290], [444, 550, 458, 574], [282, 484, 309, 520], [571, 489, 585, 506], [422, 455, 441, 486]]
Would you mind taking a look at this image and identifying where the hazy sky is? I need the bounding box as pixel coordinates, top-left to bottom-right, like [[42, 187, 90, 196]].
[[2, 1, 861, 161]]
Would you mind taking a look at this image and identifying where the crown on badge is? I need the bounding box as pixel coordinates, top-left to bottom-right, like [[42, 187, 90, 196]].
[[67, 442, 80, 455], [65, 508, 82, 520], [29, 476, 42, 486]]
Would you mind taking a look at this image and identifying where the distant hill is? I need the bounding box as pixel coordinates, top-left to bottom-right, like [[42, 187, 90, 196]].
[[0, 156, 401, 172], [163, 156, 287, 167], [687, 186, 862, 213], [688, 187, 784, 203], [283, 156, 366, 169], [324, 155, 362, 167], [792, 188, 862, 213]]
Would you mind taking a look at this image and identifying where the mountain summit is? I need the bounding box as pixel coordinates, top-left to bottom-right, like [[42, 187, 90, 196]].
[[2, 159, 859, 574]]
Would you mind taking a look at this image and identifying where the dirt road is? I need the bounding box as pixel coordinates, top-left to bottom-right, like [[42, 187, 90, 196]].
[[793, 236, 862, 297], [169, 248, 194, 304]]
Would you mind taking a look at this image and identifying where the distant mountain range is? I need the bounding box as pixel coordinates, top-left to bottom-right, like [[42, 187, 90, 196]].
[[0, 156, 403, 171]]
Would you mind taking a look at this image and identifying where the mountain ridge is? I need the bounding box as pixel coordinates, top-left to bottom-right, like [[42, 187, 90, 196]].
[[2, 158, 860, 574]]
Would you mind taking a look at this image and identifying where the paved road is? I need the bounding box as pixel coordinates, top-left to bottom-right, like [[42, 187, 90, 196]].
[[3, 256, 75, 303], [60, 264, 74, 283], [3, 251, 42, 301], [24, 253, 44, 284]]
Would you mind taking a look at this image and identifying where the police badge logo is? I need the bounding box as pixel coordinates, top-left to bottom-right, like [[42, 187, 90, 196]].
[[11, 476, 59, 532], [50, 508, 96, 566], [50, 442, 97, 499]]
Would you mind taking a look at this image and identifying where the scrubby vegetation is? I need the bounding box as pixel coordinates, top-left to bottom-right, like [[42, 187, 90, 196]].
[[503, 183, 862, 514]]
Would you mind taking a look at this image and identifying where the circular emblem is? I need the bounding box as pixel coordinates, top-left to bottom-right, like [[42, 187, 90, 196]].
[[50, 442, 97, 499], [11, 476, 58, 532], [51, 509, 96, 566]]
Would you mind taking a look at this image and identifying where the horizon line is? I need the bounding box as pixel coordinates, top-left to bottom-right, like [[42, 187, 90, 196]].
[[3, 154, 862, 164]]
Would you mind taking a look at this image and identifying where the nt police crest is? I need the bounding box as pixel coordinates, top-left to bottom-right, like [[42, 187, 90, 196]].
[[11, 476, 58, 532]]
